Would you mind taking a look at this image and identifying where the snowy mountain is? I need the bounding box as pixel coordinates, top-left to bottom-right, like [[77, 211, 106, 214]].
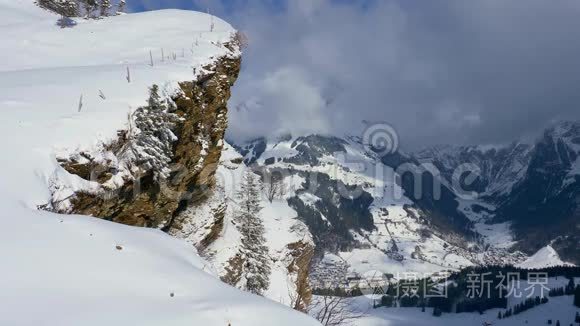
[[221, 122, 580, 305], [228, 135, 531, 292], [5, 1, 578, 325], [516, 245, 573, 269], [0, 1, 319, 325], [417, 121, 580, 264], [495, 121, 580, 263], [415, 142, 533, 202]]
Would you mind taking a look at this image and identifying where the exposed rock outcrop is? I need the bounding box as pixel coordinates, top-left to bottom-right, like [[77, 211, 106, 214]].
[[50, 53, 241, 231], [287, 241, 315, 312]]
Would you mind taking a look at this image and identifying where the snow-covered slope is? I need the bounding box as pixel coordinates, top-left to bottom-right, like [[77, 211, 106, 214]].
[[342, 277, 580, 326], [517, 246, 573, 269], [416, 121, 580, 206], [416, 121, 580, 265], [232, 135, 528, 289], [171, 142, 314, 308], [0, 2, 318, 325], [0, 0, 237, 210], [0, 209, 317, 326], [229, 126, 580, 312]]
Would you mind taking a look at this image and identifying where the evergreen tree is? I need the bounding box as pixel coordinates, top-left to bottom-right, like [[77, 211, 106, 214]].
[[116, 0, 126, 14], [79, 0, 98, 18], [432, 307, 442, 317], [575, 311, 579, 323], [381, 295, 394, 307], [234, 171, 271, 295], [37, 0, 79, 17], [99, 0, 111, 16], [147, 84, 163, 109], [574, 285, 580, 308], [123, 84, 179, 179]]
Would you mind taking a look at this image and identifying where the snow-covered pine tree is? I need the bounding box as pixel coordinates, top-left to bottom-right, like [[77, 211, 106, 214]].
[[234, 171, 271, 295], [147, 84, 163, 109], [37, 0, 79, 17], [116, 0, 126, 14], [79, 0, 98, 18], [237, 170, 262, 221], [99, 0, 111, 17], [119, 84, 179, 180]]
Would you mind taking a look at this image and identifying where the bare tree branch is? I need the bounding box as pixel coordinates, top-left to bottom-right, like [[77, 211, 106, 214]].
[[310, 295, 365, 326]]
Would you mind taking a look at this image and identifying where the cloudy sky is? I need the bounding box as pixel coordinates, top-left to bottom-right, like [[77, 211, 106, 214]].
[[129, 0, 580, 149]]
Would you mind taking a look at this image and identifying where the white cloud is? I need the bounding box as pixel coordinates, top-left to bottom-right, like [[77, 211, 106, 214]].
[[137, 0, 580, 148], [229, 66, 329, 140]]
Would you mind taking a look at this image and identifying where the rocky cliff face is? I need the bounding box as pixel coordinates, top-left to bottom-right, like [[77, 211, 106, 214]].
[[45, 39, 317, 312], [415, 142, 533, 203], [49, 53, 241, 231], [494, 122, 580, 263], [167, 142, 316, 311]]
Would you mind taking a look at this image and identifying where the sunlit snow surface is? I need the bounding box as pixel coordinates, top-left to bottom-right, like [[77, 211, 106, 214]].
[[0, 1, 319, 325], [517, 245, 573, 269]]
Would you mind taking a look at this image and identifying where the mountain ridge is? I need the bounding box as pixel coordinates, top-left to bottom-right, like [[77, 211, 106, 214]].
[[225, 120, 580, 293]]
